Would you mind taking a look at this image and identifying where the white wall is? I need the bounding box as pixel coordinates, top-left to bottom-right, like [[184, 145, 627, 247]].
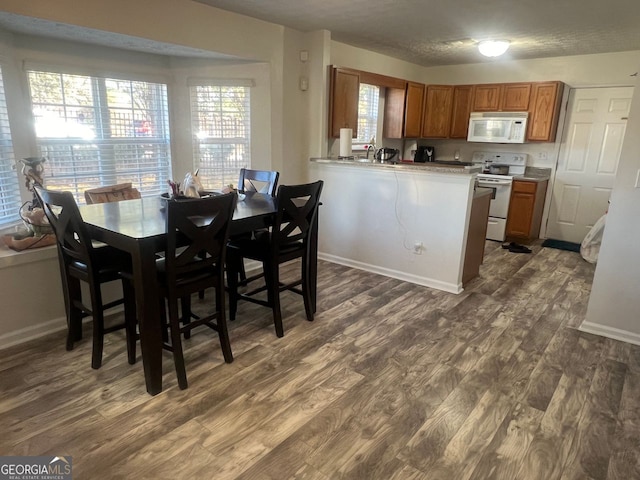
[[581, 69, 640, 344]]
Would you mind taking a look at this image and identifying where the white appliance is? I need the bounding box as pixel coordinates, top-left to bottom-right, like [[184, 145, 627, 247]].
[[472, 152, 528, 241], [467, 112, 528, 144]]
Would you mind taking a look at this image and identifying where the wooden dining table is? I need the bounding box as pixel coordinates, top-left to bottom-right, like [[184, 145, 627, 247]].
[[79, 192, 318, 395]]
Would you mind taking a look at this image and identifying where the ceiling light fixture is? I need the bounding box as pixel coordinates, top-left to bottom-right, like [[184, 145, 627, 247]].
[[478, 40, 510, 57]]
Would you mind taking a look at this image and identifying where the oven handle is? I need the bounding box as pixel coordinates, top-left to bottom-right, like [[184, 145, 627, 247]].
[[477, 180, 512, 187]]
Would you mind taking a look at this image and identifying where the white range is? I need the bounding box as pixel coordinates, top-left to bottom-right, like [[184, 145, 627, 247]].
[[471, 152, 528, 242]]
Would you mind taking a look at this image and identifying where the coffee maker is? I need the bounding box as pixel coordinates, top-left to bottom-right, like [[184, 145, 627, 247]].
[[414, 146, 435, 163]]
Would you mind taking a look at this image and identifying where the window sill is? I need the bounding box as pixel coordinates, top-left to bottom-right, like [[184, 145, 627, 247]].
[[0, 243, 58, 269]]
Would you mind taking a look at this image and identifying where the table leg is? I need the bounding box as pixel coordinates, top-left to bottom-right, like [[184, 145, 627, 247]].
[[131, 242, 163, 395], [310, 209, 319, 313]]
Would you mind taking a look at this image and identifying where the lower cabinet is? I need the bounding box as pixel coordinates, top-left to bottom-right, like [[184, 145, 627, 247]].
[[506, 179, 548, 243]]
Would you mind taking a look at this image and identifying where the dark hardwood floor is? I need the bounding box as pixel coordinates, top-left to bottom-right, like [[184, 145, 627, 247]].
[[2, 241, 640, 479]]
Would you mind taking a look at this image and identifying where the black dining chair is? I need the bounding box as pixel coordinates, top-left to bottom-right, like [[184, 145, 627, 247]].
[[238, 168, 279, 196], [34, 186, 137, 369], [226, 180, 323, 337], [157, 192, 237, 389]]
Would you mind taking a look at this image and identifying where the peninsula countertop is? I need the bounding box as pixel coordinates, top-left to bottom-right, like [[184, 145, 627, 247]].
[[310, 157, 481, 174]]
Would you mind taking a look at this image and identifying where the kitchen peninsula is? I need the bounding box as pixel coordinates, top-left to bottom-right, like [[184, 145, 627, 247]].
[[309, 159, 489, 293]]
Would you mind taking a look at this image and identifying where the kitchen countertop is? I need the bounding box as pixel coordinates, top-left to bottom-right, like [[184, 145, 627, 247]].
[[514, 167, 552, 182], [311, 157, 481, 174]]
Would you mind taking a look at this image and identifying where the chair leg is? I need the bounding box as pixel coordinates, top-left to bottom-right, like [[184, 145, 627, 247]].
[[239, 260, 247, 285], [264, 259, 284, 338], [301, 251, 314, 322], [226, 252, 241, 321], [122, 278, 137, 365], [215, 282, 233, 363], [89, 281, 105, 369], [65, 275, 83, 350], [168, 298, 188, 390], [181, 295, 192, 339]]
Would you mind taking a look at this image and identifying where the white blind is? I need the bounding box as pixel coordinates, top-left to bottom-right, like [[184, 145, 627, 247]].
[[28, 70, 171, 203], [0, 66, 21, 225], [190, 84, 251, 190], [355, 83, 380, 145]]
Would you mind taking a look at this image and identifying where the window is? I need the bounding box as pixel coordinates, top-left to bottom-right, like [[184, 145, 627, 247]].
[[190, 83, 251, 190], [355, 83, 380, 146], [28, 70, 171, 203], [0, 66, 21, 226]]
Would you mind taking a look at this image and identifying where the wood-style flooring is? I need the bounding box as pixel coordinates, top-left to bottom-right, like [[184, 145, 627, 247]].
[[2, 241, 640, 479]]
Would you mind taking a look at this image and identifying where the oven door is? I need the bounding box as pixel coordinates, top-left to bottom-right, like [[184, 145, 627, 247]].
[[476, 177, 512, 218]]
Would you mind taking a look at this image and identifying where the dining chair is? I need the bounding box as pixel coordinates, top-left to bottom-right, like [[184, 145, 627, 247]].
[[238, 168, 279, 196], [226, 180, 323, 337], [157, 192, 237, 389], [84, 182, 141, 204], [34, 186, 137, 369]]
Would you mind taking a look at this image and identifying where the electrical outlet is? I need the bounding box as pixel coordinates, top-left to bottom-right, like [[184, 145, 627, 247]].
[[537, 152, 548, 161], [413, 241, 423, 255]]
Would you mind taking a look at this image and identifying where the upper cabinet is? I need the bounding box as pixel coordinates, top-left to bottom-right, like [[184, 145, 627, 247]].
[[472, 83, 532, 112], [328, 67, 359, 138], [422, 85, 453, 138], [472, 84, 502, 111], [527, 82, 564, 142], [449, 85, 475, 139], [501, 83, 532, 111], [327, 66, 564, 143], [403, 82, 425, 138]]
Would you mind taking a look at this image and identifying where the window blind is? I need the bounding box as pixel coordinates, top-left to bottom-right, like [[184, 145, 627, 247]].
[[0, 66, 21, 226], [28, 71, 171, 203], [190, 84, 251, 190], [355, 83, 380, 145]]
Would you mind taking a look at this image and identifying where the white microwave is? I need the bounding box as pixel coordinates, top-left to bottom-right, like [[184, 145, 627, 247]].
[[467, 112, 528, 143]]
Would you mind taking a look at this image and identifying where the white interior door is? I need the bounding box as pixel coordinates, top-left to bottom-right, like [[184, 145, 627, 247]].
[[547, 87, 634, 243]]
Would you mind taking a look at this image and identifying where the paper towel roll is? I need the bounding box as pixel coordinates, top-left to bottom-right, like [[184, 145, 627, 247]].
[[339, 128, 353, 157]]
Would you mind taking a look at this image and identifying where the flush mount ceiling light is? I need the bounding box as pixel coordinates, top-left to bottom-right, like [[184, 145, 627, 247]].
[[478, 40, 510, 57]]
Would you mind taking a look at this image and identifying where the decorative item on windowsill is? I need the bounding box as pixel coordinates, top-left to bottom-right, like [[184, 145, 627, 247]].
[[1, 157, 56, 251]]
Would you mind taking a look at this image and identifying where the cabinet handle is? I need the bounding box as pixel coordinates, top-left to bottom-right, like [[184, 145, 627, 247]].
[[622, 117, 629, 120]]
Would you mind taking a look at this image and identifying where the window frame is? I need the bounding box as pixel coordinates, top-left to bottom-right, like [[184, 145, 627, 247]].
[[189, 80, 252, 190], [0, 65, 21, 227], [27, 69, 172, 204]]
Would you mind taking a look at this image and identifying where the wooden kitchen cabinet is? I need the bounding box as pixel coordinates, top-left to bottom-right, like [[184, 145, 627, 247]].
[[527, 81, 564, 142], [506, 179, 548, 242], [501, 83, 532, 111], [403, 81, 425, 138], [421, 85, 453, 138], [472, 84, 503, 111], [329, 67, 360, 138], [449, 85, 474, 139], [383, 87, 406, 139]]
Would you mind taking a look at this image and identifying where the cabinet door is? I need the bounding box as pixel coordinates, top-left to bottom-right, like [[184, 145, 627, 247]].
[[506, 191, 535, 238], [506, 180, 548, 240], [383, 87, 406, 139], [329, 67, 359, 138], [449, 85, 474, 139], [527, 82, 564, 142], [501, 83, 532, 111], [403, 82, 425, 138], [421, 85, 453, 138], [472, 84, 502, 111]]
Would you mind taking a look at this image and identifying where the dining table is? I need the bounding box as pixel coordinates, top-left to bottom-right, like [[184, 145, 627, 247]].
[[79, 191, 318, 395]]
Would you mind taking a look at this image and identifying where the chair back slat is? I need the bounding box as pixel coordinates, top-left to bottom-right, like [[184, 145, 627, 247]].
[[165, 193, 237, 282], [272, 181, 323, 251], [238, 169, 279, 196], [35, 186, 95, 265]]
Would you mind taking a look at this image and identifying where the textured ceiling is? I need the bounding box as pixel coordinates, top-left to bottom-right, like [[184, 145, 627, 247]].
[[195, 0, 640, 66], [1, 2, 639, 67]]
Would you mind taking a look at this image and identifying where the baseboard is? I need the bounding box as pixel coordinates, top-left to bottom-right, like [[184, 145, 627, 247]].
[[319, 253, 463, 294], [0, 316, 68, 351], [578, 321, 640, 346]]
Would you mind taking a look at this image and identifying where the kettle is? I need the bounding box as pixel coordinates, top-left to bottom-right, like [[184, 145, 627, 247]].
[[374, 147, 399, 163]]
